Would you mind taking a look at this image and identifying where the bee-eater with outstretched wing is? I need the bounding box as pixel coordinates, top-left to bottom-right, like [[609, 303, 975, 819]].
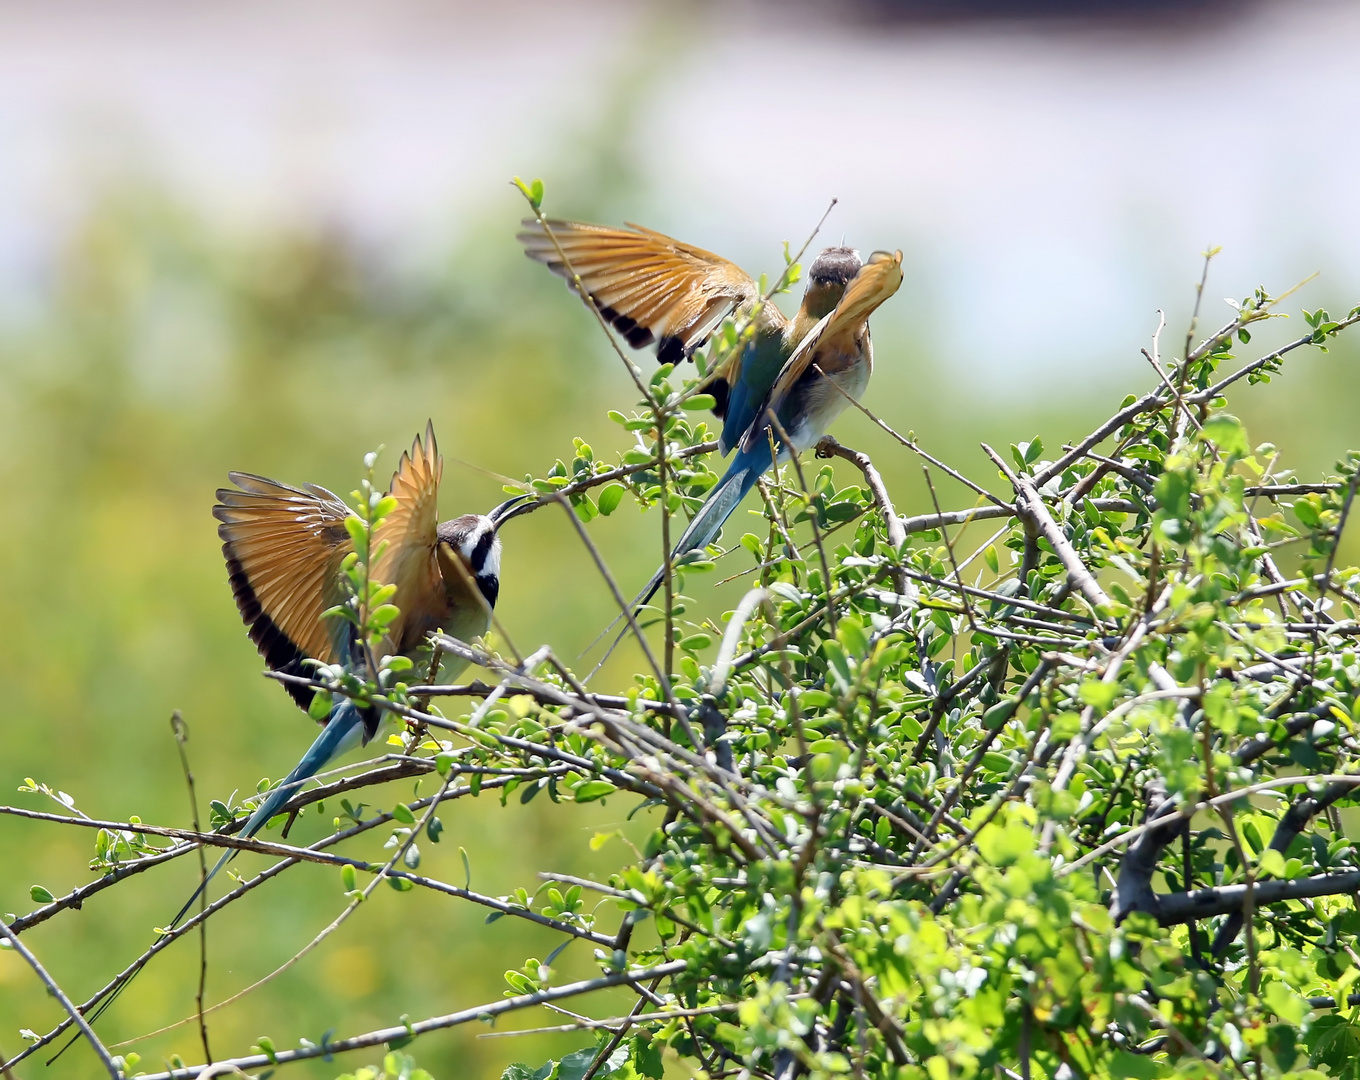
[[633, 248, 904, 605], [185, 422, 522, 920], [77, 425, 524, 1035], [518, 218, 863, 455]]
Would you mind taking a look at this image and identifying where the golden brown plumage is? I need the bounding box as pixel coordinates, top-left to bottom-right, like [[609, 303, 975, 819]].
[[214, 473, 353, 707], [213, 422, 464, 713], [518, 218, 773, 365], [372, 421, 445, 657]]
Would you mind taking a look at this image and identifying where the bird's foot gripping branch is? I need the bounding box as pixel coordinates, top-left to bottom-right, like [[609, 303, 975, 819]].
[[7, 245, 1360, 1080]]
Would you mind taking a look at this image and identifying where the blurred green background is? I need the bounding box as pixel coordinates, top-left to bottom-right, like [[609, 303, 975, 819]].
[[1, 1, 1359, 1077]]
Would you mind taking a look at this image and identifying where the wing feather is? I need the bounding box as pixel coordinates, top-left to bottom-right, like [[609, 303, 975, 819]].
[[214, 473, 354, 709], [519, 219, 772, 363], [373, 421, 444, 654]]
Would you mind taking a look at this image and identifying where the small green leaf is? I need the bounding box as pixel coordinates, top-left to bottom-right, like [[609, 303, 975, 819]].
[[29, 885, 54, 904], [392, 803, 416, 825], [1079, 680, 1119, 711], [682, 394, 716, 411], [983, 700, 1018, 728], [1258, 848, 1287, 878], [1198, 413, 1249, 457], [308, 689, 333, 721], [572, 780, 617, 803], [1263, 979, 1307, 1025], [983, 545, 1000, 573], [597, 484, 626, 516], [341, 864, 356, 892], [344, 516, 369, 554]]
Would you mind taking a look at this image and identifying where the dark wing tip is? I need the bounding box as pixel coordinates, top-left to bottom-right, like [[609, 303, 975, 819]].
[[707, 377, 731, 419], [656, 335, 687, 366], [222, 552, 316, 713]]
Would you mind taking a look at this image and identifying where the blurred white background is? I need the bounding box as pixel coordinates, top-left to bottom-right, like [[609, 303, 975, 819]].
[[2, 0, 1357, 398]]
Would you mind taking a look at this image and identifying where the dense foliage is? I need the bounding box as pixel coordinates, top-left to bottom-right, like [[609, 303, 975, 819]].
[[5, 192, 1360, 1080]]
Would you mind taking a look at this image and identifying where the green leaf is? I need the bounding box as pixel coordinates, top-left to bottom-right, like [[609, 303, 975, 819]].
[[632, 1032, 665, 1079], [392, 803, 416, 825], [1198, 413, 1250, 457], [341, 864, 357, 893], [983, 544, 1000, 573], [1258, 848, 1286, 878], [836, 616, 869, 658], [426, 816, 443, 843], [1079, 680, 1119, 711], [682, 394, 716, 411], [982, 700, 1018, 728], [1263, 979, 1307, 1025], [308, 689, 333, 721], [572, 780, 617, 803], [29, 885, 53, 904], [558, 1048, 602, 1080], [975, 819, 1033, 866], [344, 516, 370, 556], [1109, 1050, 1163, 1079], [597, 484, 626, 516], [1308, 1014, 1360, 1071]]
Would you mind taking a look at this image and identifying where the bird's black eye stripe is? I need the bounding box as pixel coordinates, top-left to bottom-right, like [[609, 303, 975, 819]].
[[470, 528, 494, 573], [476, 574, 500, 608]]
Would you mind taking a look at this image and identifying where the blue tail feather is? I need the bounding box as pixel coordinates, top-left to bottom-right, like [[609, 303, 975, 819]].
[[585, 439, 777, 673], [58, 699, 369, 1054], [639, 441, 771, 608], [166, 699, 366, 931]]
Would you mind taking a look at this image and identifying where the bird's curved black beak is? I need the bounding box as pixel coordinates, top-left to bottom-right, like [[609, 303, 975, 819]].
[[489, 491, 536, 529]]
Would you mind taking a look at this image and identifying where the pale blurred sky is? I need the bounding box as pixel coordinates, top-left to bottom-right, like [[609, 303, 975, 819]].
[[1, 0, 1356, 396]]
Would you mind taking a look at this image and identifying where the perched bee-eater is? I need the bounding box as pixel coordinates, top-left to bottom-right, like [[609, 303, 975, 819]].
[[519, 218, 902, 603], [518, 218, 864, 455], [73, 425, 525, 1037], [643, 249, 904, 601], [186, 423, 523, 923]]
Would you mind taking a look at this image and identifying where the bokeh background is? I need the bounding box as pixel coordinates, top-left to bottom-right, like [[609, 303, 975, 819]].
[[1, 1, 1358, 1076]]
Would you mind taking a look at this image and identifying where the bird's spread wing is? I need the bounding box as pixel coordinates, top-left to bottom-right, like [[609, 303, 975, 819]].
[[214, 473, 355, 708], [372, 422, 443, 653], [740, 250, 903, 456], [519, 219, 771, 365]]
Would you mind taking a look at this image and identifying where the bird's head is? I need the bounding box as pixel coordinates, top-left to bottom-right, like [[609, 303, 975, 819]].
[[433, 493, 532, 609], [802, 246, 862, 319], [436, 514, 502, 607]]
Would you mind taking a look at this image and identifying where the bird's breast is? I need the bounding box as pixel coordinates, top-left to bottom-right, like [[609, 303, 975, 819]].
[[783, 335, 870, 448]]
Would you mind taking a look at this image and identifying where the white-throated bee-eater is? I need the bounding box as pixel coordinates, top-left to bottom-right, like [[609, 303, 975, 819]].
[[74, 424, 528, 1036], [519, 219, 902, 603], [518, 218, 866, 456], [185, 422, 525, 918]]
